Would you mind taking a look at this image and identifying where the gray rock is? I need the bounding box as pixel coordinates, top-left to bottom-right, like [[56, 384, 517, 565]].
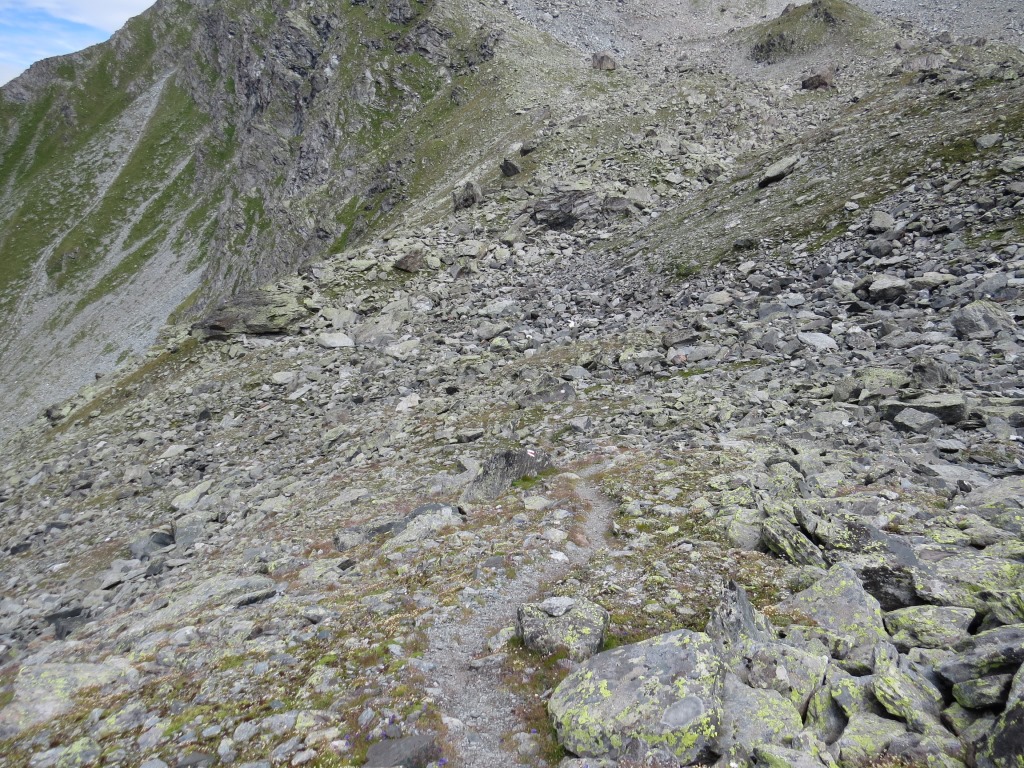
[[952, 674, 1014, 709], [798, 332, 839, 353], [591, 51, 617, 71], [884, 606, 976, 651], [762, 516, 828, 568], [759, 155, 801, 187], [364, 733, 440, 768], [868, 275, 909, 302], [975, 664, 1024, 768], [317, 332, 355, 349], [937, 625, 1024, 685], [893, 407, 942, 433], [951, 301, 1015, 338], [836, 712, 908, 767], [461, 448, 552, 503], [867, 211, 896, 234], [549, 629, 723, 762], [774, 564, 888, 664], [0, 661, 139, 738], [517, 597, 609, 661], [881, 393, 967, 425], [717, 673, 802, 758]]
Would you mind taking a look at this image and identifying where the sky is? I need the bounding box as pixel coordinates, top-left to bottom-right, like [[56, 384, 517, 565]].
[[0, 1, 153, 86]]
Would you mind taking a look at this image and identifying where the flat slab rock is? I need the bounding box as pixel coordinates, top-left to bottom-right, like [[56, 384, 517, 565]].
[[0, 660, 139, 738]]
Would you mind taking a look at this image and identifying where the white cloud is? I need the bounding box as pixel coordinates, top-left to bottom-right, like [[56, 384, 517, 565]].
[[0, 1, 153, 33], [0, 2, 154, 86]]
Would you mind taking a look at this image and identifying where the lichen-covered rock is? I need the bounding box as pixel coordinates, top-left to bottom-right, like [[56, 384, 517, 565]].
[[0, 661, 139, 738], [548, 629, 723, 762], [975, 664, 1024, 768], [762, 516, 828, 568], [706, 581, 773, 668], [836, 712, 909, 767], [963, 477, 1024, 536], [883, 606, 976, 651], [872, 652, 945, 734], [746, 642, 829, 714], [754, 744, 836, 768], [717, 673, 803, 758], [774, 564, 888, 668], [950, 300, 1016, 339], [913, 551, 1024, 612], [460, 448, 552, 502], [937, 625, 1024, 685], [517, 597, 610, 661], [952, 674, 1014, 709]]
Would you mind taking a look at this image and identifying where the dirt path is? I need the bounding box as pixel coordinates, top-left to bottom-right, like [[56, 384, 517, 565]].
[[422, 464, 619, 768]]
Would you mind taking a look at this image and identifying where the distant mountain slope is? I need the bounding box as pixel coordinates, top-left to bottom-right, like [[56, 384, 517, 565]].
[[0, 0, 583, 438]]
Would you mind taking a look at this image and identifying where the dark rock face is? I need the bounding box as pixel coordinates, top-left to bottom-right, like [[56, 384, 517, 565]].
[[461, 448, 552, 502]]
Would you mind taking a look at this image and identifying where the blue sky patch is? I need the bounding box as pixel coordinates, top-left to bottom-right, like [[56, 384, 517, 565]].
[[0, 2, 151, 86]]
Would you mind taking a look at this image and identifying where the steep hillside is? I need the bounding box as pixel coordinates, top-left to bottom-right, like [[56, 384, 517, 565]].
[[0, 0, 583, 440], [1, 2, 1024, 768]]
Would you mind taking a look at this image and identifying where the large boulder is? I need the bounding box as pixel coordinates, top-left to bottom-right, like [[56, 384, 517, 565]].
[[460, 448, 552, 502], [548, 630, 723, 763], [717, 673, 803, 759], [950, 300, 1016, 339], [883, 606, 976, 651], [195, 286, 308, 337], [937, 625, 1024, 685], [774, 564, 888, 668]]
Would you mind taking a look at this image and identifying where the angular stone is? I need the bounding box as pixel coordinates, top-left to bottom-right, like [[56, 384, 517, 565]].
[[171, 479, 214, 511], [317, 332, 355, 349], [517, 597, 609, 661], [774, 565, 888, 657], [548, 630, 723, 762], [964, 477, 1024, 536], [881, 393, 967, 425], [461, 448, 552, 503], [591, 51, 617, 71], [975, 665, 1024, 768], [893, 407, 942, 434], [797, 332, 838, 353], [364, 733, 440, 768], [867, 211, 896, 234], [717, 674, 802, 758], [836, 712, 908, 767], [868, 275, 909, 302], [759, 155, 801, 187], [872, 654, 944, 733], [0, 661, 139, 738], [384, 503, 465, 550], [953, 674, 1014, 709], [951, 300, 1015, 339], [762, 516, 828, 568], [883, 606, 975, 651], [937, 625, 1024, 685]]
